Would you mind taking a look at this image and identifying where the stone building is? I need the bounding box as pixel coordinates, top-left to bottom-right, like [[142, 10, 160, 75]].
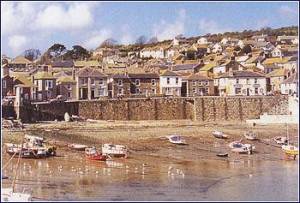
[[128, 73, 160, 97], [111, 74, 131, 98], [76, 67, 108, 100], [2, 64, 14, 97], [32, 71, 57, 101], [187, 74, 215, 96], [56, 73, 77, 100]]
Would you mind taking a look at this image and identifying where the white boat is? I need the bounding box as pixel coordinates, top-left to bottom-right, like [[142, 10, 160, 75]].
[[68, 143, 88, 151], [102, 144, 128, 158], [274, 136, 288, 145], [229, 141, 255, 154], [244, 131, 257, 140], [281, 124, 298, 156], [212, 131, 228, 139], [1, 188, 32, 202], [166, 135, 187, 145]]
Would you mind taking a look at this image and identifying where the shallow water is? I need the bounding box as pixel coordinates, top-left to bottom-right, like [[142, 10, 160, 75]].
[[2, 150, 298, 201]]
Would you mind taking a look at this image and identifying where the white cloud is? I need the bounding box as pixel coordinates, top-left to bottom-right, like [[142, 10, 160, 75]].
[[8, 35, 28, 55], [152, 9, 186, 41], [83, 29, 112, 49], [198, 19, 228, 35], [34, 2, 94, 31], [278, 5, 298, 18]]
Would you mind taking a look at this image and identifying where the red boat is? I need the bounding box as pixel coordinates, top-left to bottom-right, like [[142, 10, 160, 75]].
[[85, 147, 107, 161]]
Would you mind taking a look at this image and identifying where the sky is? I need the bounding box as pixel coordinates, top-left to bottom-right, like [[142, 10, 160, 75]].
[[1, 1, 299, 58]]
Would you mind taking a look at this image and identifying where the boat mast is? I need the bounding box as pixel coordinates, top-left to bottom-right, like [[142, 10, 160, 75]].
[[12, 138, 24, 193]]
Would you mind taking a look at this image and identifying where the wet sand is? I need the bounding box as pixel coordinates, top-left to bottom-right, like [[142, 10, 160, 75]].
[[1, 120, 299, 201]]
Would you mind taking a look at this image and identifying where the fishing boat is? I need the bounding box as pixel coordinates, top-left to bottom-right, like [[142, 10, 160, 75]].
[[68, 143, 88, 151], [6, 145, 47, 159], [24, 134, 56, 156], [244, 131, 257, 140], [281, 124, 299, 156], [274, 136, 288, 145], [85, 147, 107, 161], [166, 135, 187, 145], [229, 141, 255, 154], [102, 144, 128, 158], [212, 130, 228, 139]]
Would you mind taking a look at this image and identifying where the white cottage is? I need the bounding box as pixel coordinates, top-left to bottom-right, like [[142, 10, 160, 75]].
[[280, 73, 298, 96], [217, 70, 266, 96], [159, 70, 182, 96]]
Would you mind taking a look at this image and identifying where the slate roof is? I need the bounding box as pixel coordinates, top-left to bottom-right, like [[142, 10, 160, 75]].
[[77, 67, 107, 78], [188, 74, 213, 81], [51, 60, 74, 68], [128, 73, 160, 79], [219, 70, 265, 78], [160, 70, 180, 77], [172, 63, 201, 71]]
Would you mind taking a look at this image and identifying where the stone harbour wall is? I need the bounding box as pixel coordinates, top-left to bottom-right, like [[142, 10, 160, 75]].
[[4, 95, 289, 123]]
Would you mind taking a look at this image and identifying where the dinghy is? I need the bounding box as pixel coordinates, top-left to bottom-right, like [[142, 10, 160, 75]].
[[244, 131, 258, 140], [85, 147, 107, 161], [68, 144, 88, 151], [212, 131, 228, 139], [102, 144, 128, 158], [274, 136, 288, 145], [166, 135, 187, 145]]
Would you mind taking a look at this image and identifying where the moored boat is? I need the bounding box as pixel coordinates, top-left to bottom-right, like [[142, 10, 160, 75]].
[[212, 131, 228, 139], [229, 141, 255, 154], [274, 136, 288, 145], [166, 135, 187, 145], [282, 145, 299, 156], [85, 147, 107, 161], [6, 145, 47, 159], [102, 144, 128, 158], [216, 153, 228, 157], [244, 131, 258, 140]]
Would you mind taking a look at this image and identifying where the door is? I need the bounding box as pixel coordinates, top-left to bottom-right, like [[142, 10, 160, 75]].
[[247, 88, 250, 96], [91, 89, 95, 99], [181, 81, 187, 97]]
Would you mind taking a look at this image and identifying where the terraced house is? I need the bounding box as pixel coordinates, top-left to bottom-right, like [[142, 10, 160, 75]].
[[187, 74, 214, 96], [159, 70, 182, 96], [128, 73, 160, 97], [76, 67, 108, 100], [32, 71, 57, 101], [217, 70, 266, 96]]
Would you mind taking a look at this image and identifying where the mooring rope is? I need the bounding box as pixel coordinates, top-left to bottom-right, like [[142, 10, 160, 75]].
[[1, 151, 18, 171]]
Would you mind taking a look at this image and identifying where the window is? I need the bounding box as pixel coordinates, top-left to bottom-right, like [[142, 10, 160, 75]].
[[135, 79, 140, 86], [67, 84, 71, 90], [166, 87, 171, 94], [204, 81, 208, 86], [192, 81, 196, 86], [151, 79, 156, 86], [136, 88, 140, 94], [118, 88, 123, 95], [81, 78, 85, 84], [254, 78, 258, 84], [99, 88, 104, 96], [193, 88, 196, 94], [99, 79, 104, 85], [91, 78, 95, 85], [167, 78, 170, 84], [48, 80, 53, 88], [3, 80, 6, 88], [151, 88, 156, 94], [68, 92, 71, 98], [176, 77, 179, 84], [246, 78, 249, 84], [118, 79, 123, 86], [198, 81, 202, 86], [236, 79, 239, 84], [255, 88, 258, 94], [235, 88, 241, 95]]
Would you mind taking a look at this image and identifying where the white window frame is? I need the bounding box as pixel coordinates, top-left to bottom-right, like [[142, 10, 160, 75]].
[[98, 88, 104, 96], [48, 80, 53, 88], [167, 77, 170, 84], [175, 77, 179, 84], [192, 81, 196, 86], [136, 88, 140, 94], [118, 79, 123, 86], [135, 79, 140, 86], [151, 88, 156, 94], [151, 79, 156, 86]]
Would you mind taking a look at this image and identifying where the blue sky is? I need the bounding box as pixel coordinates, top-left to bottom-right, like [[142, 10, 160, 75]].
[[1, 1, 298, 57]]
